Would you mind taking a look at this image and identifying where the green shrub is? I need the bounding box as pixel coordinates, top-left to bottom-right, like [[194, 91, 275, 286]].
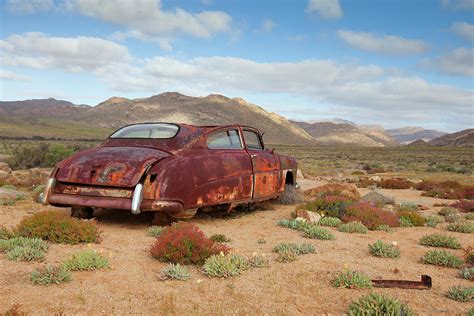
[[202, 253, 249, 277], [15, 211, 101, 244], [273, 243, 316, 255], [159, 263, 190, 281], [1, 184, 16, 190], [332, 270, 372, 289], [419, 234, 461, 249], [447, 221, 474, 233], [446, 285, 474, 302], [465, 213, 474, 220], [0, 225, 14, 240], [458, 267, 474, 281], [247, 254, 269, 268], [338, 221, 368, 234], [7, 143, 80, 169], [303, 225, 335, 240], [468, 308, 474, 316], [348, 293, 413, 316], [399, 202, 418, 212], [148, 226, 164, 237], [63, 249, 109, 271], [277, 218, 308, 231], [439, 207, 457, 216], [318, 216, 342, 227], [421, 249, 464, 268], [31, 265, 72, 285], [369, 241, 400, 258], [374, 224, 391, 232], [7, 246, 45, 261], [398, 217, 414, 227], [209, 234, 231, 243], [0, 236, 48, 252], [398, 211, 426, 227], [445, 213, 462, 223], [425, 215, 444, 228]]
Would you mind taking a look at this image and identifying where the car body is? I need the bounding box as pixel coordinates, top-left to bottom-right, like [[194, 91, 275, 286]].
[[40, 123, 298, 220]]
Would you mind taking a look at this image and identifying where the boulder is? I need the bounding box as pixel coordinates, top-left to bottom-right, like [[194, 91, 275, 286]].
[[0, 162, 11, 173], [0, 188, 27, 200], [295, 209, 321, 224], [305, 183, 360, 200], [361, 191, 395, 205], [369, 176, 382, 182]]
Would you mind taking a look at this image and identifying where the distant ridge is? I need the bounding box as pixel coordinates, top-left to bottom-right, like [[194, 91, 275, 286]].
[[429, 129, 474, 147]]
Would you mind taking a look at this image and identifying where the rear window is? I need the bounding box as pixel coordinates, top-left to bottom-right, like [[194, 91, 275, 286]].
[[207, 129, 242, 149], [110, 123, 179, 139]]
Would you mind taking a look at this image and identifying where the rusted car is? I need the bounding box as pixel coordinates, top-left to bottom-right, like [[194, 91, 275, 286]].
[[39, 123, 298, 223]]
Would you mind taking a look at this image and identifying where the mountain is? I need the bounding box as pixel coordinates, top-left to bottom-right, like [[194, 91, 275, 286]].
[[428, 129, 474, 147], [405, 139, 429, 146], [307, 118, 356, 125], [387, 127, 446, 144], [291, 121, 398, 147]]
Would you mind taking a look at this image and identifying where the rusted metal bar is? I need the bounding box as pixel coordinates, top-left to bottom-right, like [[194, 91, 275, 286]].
[[372, 275, 432, 290]]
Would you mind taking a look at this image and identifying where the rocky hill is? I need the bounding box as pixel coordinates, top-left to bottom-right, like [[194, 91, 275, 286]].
[[428, 129, 474, 147], [387, 127, 446, 144]]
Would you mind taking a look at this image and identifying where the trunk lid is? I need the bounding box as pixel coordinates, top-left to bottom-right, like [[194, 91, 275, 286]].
[[55, 146, 169, 188]]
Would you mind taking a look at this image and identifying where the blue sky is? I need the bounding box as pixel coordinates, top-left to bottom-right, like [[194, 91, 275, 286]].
[[0, 0, 473, 131]]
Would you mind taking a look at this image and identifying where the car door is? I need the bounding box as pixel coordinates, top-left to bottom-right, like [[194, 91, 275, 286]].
[[242, 129, 281, 199]]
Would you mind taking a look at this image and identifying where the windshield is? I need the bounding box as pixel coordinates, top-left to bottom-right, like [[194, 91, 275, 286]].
[[110, 123, 179, 139]]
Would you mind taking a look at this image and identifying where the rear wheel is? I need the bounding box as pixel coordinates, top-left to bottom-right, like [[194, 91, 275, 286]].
[[71, 206, 94, 219], [277, 184, 302, 204], [152, 212, 175, 226]]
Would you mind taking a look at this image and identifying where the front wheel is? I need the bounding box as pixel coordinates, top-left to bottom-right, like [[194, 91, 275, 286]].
[[71, 206, 94, 219]]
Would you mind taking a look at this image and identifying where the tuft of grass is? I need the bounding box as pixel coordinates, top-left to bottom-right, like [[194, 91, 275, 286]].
[[439, 207, 458, 216], [7, 246, 45, 261], [419, 233, 461, 249], [465, 213, 474, 220], [202, 253, 249, 278], [31, 265, 72, 285], [332, 270, 372, 289], [302, 225, 335, 240], [273, 243, 315, 255], [0, 225, 14, 240], [446, 285, 474, 302], [159, 263, 190, 281], [374, 224, 392, 232], [0, 237, 48, 262], [398, 217, 414, 227], [338, 221, 368, 234], [277, 218, 308, 231], [369, 241, 400, 258], [447, 221, 474, 233], [348, 293, 413, 316], [421, 249, 464, 268], [458, 267, 474, 281], [275, 249, 298, 262], [63, 249, 109, 271], [209, 234, 231, 243], [247, 254, 269, 268], [318, 216, 342, 227], [399, 202, 418, 212], [425, 215, 444, 228], [148, 226, 164, 237]]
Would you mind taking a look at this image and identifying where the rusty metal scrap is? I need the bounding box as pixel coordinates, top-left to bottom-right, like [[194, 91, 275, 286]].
[[372, 275, 432, 290]]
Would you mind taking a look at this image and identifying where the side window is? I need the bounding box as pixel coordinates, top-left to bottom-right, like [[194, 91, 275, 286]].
[[207, 129, 242, 149], [243, 130, 263, 150]]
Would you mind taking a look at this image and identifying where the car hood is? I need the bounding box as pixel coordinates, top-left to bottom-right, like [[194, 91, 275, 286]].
[[55, 146, 170, 188]]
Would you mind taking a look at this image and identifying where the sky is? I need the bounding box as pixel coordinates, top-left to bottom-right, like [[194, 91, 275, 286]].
[[0, 0, 473, 132]]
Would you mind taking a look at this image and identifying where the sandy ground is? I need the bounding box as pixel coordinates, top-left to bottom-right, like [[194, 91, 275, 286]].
[[0, 178, 473, 315]]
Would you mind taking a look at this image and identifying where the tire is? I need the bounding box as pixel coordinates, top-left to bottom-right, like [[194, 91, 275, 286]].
[[277, 184, 302, 204], [71, 206, 94, 219], [152, 212, 176, 226]]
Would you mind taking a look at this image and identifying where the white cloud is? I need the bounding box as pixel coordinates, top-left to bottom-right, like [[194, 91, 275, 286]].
[[0, 32, 131, 72], [452, 22, 474, 41], [441, 0, 474, 10], [259, 19, 276, 33], [0, 69, 31, 81], [307, 0, 343, 19], [66, 0, 232, 39], [7, 0, 55, 13], [337, 30, 428, 56], [423, 48, 474, 76]]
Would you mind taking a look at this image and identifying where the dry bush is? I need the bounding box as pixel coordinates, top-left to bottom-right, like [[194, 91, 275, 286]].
[[451, 200, 474, 213], [304, 183, 360, 200], [343, 202, 399, 229], [398, 211, 426, 227], [379, 179, 413, 189], [416, 180, 474, 200]]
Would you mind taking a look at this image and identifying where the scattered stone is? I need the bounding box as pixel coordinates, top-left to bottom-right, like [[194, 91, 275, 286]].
[[0, 188, 27, 200], [361, 191, 395, 205], [369, 176, 382, 182], [295, 209, 321, 223], [305, 183, 360, 200], [0, 162, 11, 174]]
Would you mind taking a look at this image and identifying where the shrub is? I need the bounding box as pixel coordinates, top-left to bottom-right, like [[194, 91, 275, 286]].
[[278, 218, 308, 231], [379, 179, 413, 190], [209, 234, 230, 243], [15, 211, 101, 244], [318, 216, 341, 227], [398, 202, 418, 212], [348, 293, 413, 316], [425, 215, 444, 228], [421, 249, 464, 268], [273, 243, 316, 255], [7, 143, 80, 170], [0, 225, 14, 240], [31, 265, 72, 285], [0, 237, 48, 261], [458, 267, 474, 281], [150, 222, 228, 265], [247, 254, 269, 268], [369, 241, 400, 258], [419, 234, 461, 249], [465, 213, 474, 220], [445, 213, 462, 223], [275, 249, 298, 262], [7, 246, 45, 261], [439, 207, 458, 216], [202, 253, 249, 277], [343, 202, 399, 229], [148, 226, 164, 237], [338, 221, 368, 234], [446, 285, 474, 302], [398, 217, 414, 227], [374, 224, 391, 232], [419, 181, 473, 200], [159, 263, 190, 281], [63, 249, 109, 271], [468, 308, 474, 316], [298, 191, 354, 218], [464, 246, 474, 265], [398, 211, 426, 227], [447, 221, 474, 233], [451, 200, 474, 213], [302, 225, 335, 240], [332, 270, 372, 289]]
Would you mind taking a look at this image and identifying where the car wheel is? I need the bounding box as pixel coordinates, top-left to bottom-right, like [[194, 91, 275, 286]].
[[152, 212, 175, 226], [71, 206, 94, 219], [277, 184, 302, 204]]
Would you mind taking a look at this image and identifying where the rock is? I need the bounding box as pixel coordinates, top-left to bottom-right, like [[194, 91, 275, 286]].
[[0, 162, 11, 173], [296, 169, 304, 179], [369, 176, 382, 182], [361, 191, 395, 205], [295, 209, 321, 223], [0, 188, 27, 200], [305, 183, 360, 200], [418, 205, 430, 210]]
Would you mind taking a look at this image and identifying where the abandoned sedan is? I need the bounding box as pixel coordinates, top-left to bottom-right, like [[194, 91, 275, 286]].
[[39, 123, 298, 223]]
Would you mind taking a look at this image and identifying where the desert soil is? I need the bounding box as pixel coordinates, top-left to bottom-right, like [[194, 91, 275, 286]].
[[0, 178, 472, 315]]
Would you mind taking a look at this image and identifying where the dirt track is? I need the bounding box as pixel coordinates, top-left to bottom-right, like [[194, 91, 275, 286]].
[[0, 179, 473, 315]]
